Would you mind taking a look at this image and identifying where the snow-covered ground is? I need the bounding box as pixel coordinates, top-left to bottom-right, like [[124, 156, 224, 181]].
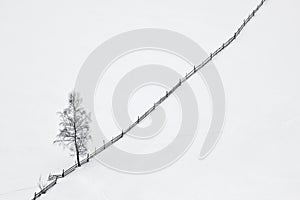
[[1, 0, 300, 199]]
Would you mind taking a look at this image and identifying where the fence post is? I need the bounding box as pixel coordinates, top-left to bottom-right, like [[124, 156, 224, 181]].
[[62, 169, 65, 177], [179, 79, 181, 86], [121, 130, 124, 137], [210, 53, 212, 59], [34, 192, 36, 200], [137, 116, 140, 123], [166, 91, 168, 97], [87, 154, 89, 162], [103, 140, 105, 149]]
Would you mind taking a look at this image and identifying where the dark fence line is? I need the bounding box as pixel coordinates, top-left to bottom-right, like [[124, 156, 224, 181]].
[[33, 178, 57, 200], [31, 0, 267, 199]]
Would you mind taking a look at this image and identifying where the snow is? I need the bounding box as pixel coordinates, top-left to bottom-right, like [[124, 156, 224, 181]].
[[0, 0, 300, 199]]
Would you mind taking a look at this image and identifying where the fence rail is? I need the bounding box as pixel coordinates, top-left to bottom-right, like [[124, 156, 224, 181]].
[[33, 178, 57, 200], [32, 0, 267, 199]]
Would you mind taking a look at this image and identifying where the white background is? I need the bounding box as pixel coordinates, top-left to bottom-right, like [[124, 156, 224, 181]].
[[0, 0, 300, 199]]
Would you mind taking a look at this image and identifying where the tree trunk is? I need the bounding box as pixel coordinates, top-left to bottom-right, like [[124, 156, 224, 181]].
[[75, 144, 81, 167], [72, 99, 81, 167], [74, 134, 81, 167], [74, 121, 81, 167]]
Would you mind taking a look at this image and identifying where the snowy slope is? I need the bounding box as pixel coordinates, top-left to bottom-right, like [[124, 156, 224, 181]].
[[1, 0, 300, 200]]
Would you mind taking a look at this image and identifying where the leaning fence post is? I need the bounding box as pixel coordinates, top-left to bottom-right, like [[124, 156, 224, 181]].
[[62, 169, 65, 177]]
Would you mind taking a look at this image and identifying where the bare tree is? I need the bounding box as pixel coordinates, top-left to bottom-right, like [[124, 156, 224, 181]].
[[54, 91, 91, 167]]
